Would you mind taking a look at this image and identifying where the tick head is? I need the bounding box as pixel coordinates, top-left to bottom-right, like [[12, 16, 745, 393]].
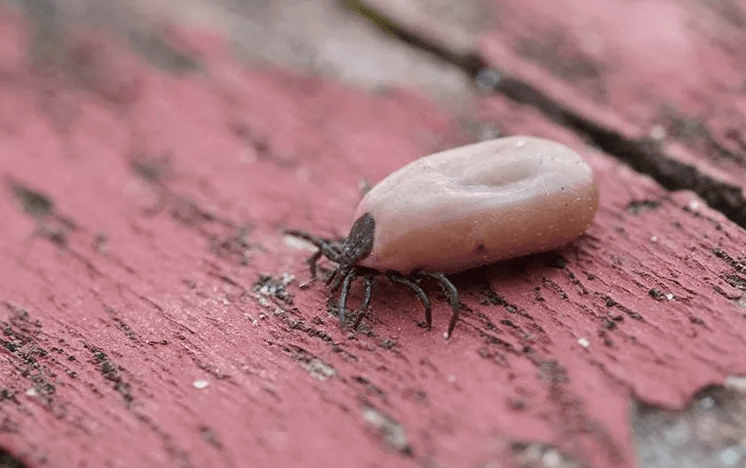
[[337, 213, 375, 269]]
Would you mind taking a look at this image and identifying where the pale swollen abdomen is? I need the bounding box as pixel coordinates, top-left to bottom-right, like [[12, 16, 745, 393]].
[[353, 136, 600, 275]]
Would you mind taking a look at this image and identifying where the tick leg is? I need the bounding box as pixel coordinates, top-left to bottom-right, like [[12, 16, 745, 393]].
[[360, 275, 375, 312], [337, 269, 358, 329], [307, 250, 323, 278], [386, 271, 432, 330], [353, 275, 376, 330], [328, 266, 347, 290], [284, 229, 343, 263], [418, 272, 461, 339]]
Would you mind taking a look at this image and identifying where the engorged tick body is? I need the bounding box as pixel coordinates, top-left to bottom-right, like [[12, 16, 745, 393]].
[[287, 136, 600, 339]]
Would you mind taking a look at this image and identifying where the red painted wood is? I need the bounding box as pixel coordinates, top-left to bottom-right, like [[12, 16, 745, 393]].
[[0, 4, 745, 468], [480, 0, 746, 198]]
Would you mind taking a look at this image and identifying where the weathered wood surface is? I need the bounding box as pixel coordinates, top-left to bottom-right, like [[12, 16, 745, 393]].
[[478, 0, 746, 230], [0, 1, 745, 468]]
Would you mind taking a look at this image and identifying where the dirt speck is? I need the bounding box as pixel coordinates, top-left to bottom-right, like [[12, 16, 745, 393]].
[[361, 405, 411, 456]]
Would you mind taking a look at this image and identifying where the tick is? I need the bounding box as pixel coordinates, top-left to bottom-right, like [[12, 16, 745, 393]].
[[287, 136, 599, 338]]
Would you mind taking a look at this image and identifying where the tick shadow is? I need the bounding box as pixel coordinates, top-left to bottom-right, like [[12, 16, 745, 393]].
[[440, 249, 581, 337], [449, 250, 571, 299]]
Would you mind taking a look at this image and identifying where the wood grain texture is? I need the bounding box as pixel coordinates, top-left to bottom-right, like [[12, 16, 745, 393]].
[[478, 0, 746, 225], [0, 3, 745, 468]]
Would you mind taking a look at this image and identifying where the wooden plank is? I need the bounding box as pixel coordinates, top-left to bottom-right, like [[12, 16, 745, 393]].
[[0, 3, 745, 468]]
